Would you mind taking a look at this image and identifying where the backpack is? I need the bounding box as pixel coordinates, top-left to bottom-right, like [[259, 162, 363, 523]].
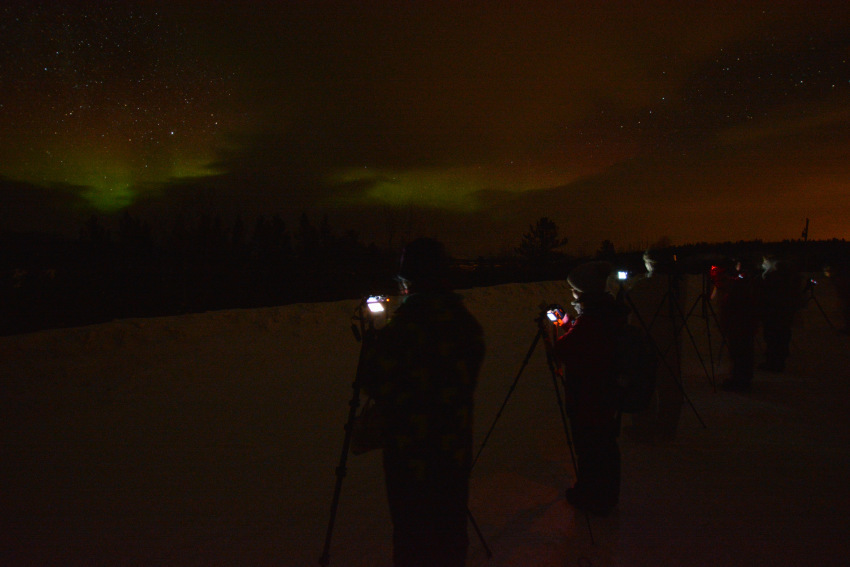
[[606, 322, 658, 413]]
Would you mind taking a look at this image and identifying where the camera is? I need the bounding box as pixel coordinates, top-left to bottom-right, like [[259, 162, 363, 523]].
[[545, 304, 568, 326], [366, 295, 389, 313], [353, 295, 390, 340], [617, 270, 629, 281]]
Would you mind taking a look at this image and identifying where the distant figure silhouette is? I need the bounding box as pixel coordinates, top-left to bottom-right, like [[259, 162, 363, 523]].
[[711, 257, 759, 392], [757, 254, 803, 372], [824, 259, 850, 335], [361, 237, 485, 567], [623, 249, 684, 441]]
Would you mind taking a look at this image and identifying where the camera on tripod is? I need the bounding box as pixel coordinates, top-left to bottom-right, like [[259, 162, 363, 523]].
[[362, 295, 390, 328], [366, 295, 389, 314], [352, 295, 391, 342], [324, 292, 393, 565], [544, 304, 569, 326], [546, 305, 565, 322]]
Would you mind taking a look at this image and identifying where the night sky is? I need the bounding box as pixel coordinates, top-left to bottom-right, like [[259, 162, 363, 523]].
[[2, 1, 849, 256]]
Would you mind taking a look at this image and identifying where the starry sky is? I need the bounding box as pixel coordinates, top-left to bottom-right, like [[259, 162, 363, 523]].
[[1, 1, 849, 256]]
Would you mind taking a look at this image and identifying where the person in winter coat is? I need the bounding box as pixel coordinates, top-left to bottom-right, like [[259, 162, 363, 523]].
[[824, 259, 850, 335], [757, 254, 803, 372], [710, 257, 759, 392], [360, 237, 485, 567], [623, 248, 685, 442], [553, 260, 629, 516]]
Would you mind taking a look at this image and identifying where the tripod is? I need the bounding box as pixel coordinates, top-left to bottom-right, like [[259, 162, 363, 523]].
[[802, 278, 838, 332], [472, 306, 595, 544], [620, 276, 706, 429], [680, 272, 726, 390], [319, 299, 374, 567]]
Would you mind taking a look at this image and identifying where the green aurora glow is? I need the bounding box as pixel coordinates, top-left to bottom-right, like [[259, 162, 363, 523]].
[[2, 3, 849, 254]]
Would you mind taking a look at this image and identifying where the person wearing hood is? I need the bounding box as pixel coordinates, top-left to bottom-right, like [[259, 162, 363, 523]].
[[553, 260, 629, 516], [757, 254, 803, 372], [360, 237, 485, 567], [622, 248, 685, 442]]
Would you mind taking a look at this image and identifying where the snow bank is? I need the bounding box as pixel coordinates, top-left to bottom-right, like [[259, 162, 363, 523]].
[[3, 277, 849, 566]]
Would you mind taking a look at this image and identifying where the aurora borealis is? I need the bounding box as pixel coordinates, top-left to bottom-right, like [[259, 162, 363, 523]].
[[0, 3, 238, 210], [2, 1, 849, 255]]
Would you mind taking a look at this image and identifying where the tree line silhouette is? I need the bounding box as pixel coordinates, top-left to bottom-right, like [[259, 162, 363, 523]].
[[1, 211, 401, 335], [1, 211, 847, 336]]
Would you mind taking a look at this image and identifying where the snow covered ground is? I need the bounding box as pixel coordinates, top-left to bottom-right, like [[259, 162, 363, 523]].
[[3, 276, 849, 566]]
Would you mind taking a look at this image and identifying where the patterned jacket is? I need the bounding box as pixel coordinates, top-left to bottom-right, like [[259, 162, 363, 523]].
[[361, 290, 485, 483]]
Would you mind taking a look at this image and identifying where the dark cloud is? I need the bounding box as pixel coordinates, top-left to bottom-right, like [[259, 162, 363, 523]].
[[0, 176, 93, 234], [2, 2, 849, 254]]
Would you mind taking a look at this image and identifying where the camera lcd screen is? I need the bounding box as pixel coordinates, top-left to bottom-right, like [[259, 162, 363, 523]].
[[366, 296, 387, 313], [546, 306, 565, 323]]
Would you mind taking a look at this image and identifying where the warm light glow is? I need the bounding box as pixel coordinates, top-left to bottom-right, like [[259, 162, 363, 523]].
[[546, 305, 566, 325], [366, 296, 386, 313]]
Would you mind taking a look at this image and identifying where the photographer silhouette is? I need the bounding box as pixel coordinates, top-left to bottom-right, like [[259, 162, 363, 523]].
[[553, 261, 628, 516], [359, 238, 485, 567]]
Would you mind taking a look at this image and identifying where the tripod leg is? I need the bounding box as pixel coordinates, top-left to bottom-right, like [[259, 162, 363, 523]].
[[687, 274, 728, 383], [673, 291, 718, 390], [472, 329, 542, 470], [809, 290, 838, 332], [321, 311, 377, 566], [701, 294, 717, 389], [704, 293, 728, 360], [466, 329, 544, 560], [319, 359, 367, 566], [625, 292, 707, 429], [543, 354, 578, 481], [652, 279, 713, 400], [466, 507, 493, 559], [683, 295, 717, 389], [540, 335, 595, 545]]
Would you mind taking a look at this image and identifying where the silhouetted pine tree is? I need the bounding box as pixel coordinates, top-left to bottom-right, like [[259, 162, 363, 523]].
[[515, 216, 569, 270]]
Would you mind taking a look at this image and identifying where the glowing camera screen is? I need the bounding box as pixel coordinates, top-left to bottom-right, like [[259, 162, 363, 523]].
[[617, 270, 628, 280], [546, 306, 566, 322], [366, 295, 388, 313]]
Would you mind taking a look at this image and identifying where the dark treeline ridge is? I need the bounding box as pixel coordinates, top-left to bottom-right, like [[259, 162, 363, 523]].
[[2, 212, 398, 336], [2, 211, 848, 336]]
